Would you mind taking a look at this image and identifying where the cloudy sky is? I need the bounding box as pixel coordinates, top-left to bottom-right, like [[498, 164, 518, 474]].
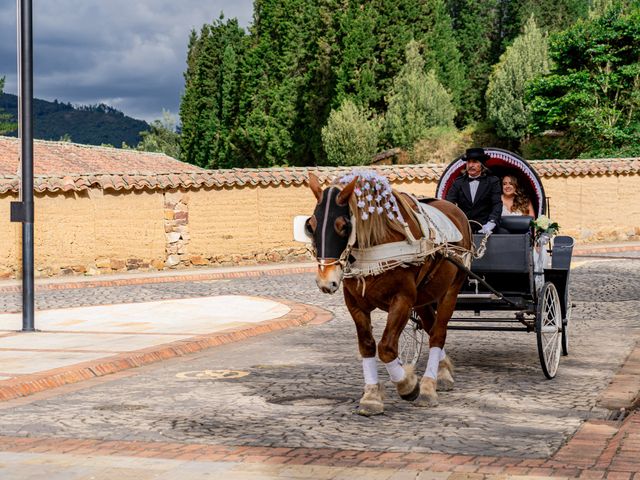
[[0, 1, 253, 122]]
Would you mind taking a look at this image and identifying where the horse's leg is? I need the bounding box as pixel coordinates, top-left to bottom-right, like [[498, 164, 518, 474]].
[[414, 303, 454, 391], [344, 288, 384, 416], [416, 279, 462, 407], [378, 296, 419, 402]]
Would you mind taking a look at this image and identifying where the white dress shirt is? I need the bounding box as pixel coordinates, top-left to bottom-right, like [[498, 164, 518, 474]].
[[469, 177, 480, 202]]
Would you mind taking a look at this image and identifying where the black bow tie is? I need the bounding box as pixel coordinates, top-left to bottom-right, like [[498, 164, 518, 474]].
[[469, 178, 479, 182]]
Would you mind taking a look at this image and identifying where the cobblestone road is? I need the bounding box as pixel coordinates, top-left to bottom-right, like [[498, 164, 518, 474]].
[[0, 257, 638, 459]]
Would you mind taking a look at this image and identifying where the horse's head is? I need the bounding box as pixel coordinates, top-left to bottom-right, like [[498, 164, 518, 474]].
[[306, 173, 356, 294]]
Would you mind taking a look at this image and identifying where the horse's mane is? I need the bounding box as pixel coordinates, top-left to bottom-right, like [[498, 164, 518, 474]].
[[333, 178, 418, 249]]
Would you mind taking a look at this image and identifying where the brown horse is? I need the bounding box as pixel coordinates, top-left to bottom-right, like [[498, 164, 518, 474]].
[[305, 172, 472, 414]]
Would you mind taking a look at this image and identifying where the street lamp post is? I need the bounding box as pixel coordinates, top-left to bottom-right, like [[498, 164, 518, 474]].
[[10, 0, 35, 332]]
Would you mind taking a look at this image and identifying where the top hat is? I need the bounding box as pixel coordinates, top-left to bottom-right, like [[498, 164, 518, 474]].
[[463, 147, 490, 163]]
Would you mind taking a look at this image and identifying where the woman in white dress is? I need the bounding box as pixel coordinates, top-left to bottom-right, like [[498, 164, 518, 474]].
[[501, 175, 547, 284], [501, 174, 535, 217]]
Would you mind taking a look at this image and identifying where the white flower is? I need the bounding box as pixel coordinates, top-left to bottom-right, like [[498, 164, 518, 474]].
[[357, 200, 365, 208], [368, 206, 375, 213], [536, 215, 551, 230], [361, 212, 369, 220]]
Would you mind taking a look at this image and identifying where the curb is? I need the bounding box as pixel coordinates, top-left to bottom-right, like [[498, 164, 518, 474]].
[[574, 244, 640, 255], [0, 265, 317, 294], [0, 299, 333, 403], [597, 341, 640, 411]]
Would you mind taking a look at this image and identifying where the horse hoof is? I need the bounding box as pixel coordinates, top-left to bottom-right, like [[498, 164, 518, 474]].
[[415, 377, 439, 407], [357, 383, 384, 416], [400, 380, 420, 401], [395, 365, 419, 402], [356, 406, 384, 416], [437, 369, 454, 391]]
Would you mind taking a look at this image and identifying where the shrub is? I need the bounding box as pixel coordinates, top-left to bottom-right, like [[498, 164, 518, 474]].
[[321, 100, 381, 166]]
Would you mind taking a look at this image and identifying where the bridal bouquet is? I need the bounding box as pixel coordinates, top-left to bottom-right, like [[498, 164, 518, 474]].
[[530, 215, 559, 243]]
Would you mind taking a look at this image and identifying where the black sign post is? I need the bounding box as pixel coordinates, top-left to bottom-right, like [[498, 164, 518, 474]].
[[10, 0, 35, 332]]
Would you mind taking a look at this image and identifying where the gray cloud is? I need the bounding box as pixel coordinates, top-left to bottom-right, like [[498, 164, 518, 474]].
[[0, 0, 253, 121]]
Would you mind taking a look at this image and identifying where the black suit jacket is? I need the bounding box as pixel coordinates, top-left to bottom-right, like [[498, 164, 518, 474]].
[[445, 173, 502, 230]]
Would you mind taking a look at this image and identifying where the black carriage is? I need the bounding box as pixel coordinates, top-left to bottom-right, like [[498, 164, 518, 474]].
[[403, 148, 574, 379]]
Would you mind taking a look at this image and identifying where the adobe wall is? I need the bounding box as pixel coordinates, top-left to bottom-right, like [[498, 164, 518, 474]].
[[0, 167, 638, 279], [0, 189, 166, 278], [543, 174, 640, 241]]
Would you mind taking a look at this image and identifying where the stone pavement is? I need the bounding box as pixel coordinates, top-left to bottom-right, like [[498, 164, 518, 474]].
[[0, 242, 638, 479]]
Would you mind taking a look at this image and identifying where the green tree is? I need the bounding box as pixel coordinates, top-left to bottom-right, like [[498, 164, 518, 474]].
[[333, 0, 466, 119], [517, 0, 589, 33], [486, 16, 550, 141], [234, 0, 326, 167], [0, 77, 17, 134], [332, 1, 380, 110], [447, 0, 498, 122], [526, 6, 640, 155], [179, 16, 246, 168], [290, 0, 341, 165], [497, 0, 589, 52], [421, 0, 467, 123], [321, 99, 381, 166], [137, 110, 181, 159], [385, 41, 455, 149]]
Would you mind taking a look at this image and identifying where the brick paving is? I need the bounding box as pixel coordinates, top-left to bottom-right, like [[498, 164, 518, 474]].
[[0, 248, 638, 478]]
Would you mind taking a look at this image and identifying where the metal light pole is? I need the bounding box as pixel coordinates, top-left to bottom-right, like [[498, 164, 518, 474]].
[[10, 0, 35, 332]]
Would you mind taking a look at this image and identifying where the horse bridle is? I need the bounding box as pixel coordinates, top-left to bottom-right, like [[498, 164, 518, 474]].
[[307, 187, 355, 271]]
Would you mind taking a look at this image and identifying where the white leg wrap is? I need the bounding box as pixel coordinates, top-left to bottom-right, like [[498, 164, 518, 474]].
[[362, 357, 378, 385], [424, 347, 444, 379], [384, 358, 405, 383]]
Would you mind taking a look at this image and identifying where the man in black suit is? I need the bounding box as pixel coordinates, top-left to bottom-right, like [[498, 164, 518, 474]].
[[445, 147, 502, 234]]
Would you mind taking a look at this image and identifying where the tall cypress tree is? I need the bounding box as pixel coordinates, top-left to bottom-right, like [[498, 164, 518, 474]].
[[447, 0, 498, 122], [236, 0, 323, 167], [421, 0, 467, 123], [179, 16, 246, 168], [332, 1, 380, 109]]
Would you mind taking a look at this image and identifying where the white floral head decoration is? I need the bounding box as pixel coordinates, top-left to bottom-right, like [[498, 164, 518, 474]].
[[338, 170, 405, 223]]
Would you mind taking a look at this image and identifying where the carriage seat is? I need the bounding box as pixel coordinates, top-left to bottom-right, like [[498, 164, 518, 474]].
[[497, 215, 533, 234]]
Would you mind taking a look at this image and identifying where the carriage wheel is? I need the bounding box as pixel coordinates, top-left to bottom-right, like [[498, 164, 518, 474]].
[[536, 282, 562, 379], [399, 310, 426, 366], [561, 291, 571, 356]]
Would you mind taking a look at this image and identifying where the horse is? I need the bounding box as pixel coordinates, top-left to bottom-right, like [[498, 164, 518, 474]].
[[305, 171, 473, 415]]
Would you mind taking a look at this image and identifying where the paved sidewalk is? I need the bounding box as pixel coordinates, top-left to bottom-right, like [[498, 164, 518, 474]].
[[0, 293, 331, 401], [0, 241, 637, 479]]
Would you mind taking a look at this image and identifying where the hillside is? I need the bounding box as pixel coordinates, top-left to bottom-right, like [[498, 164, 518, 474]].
[[0, 93, 149, 147]]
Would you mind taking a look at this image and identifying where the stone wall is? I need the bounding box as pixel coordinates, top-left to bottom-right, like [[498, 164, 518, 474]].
[[0, 163, 638, 278]]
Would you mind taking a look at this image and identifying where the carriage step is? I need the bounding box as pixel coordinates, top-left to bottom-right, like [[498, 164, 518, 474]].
[[447, 325, 530, 332], [457, 293, 501, 299], [449, 317, 525, 323]]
